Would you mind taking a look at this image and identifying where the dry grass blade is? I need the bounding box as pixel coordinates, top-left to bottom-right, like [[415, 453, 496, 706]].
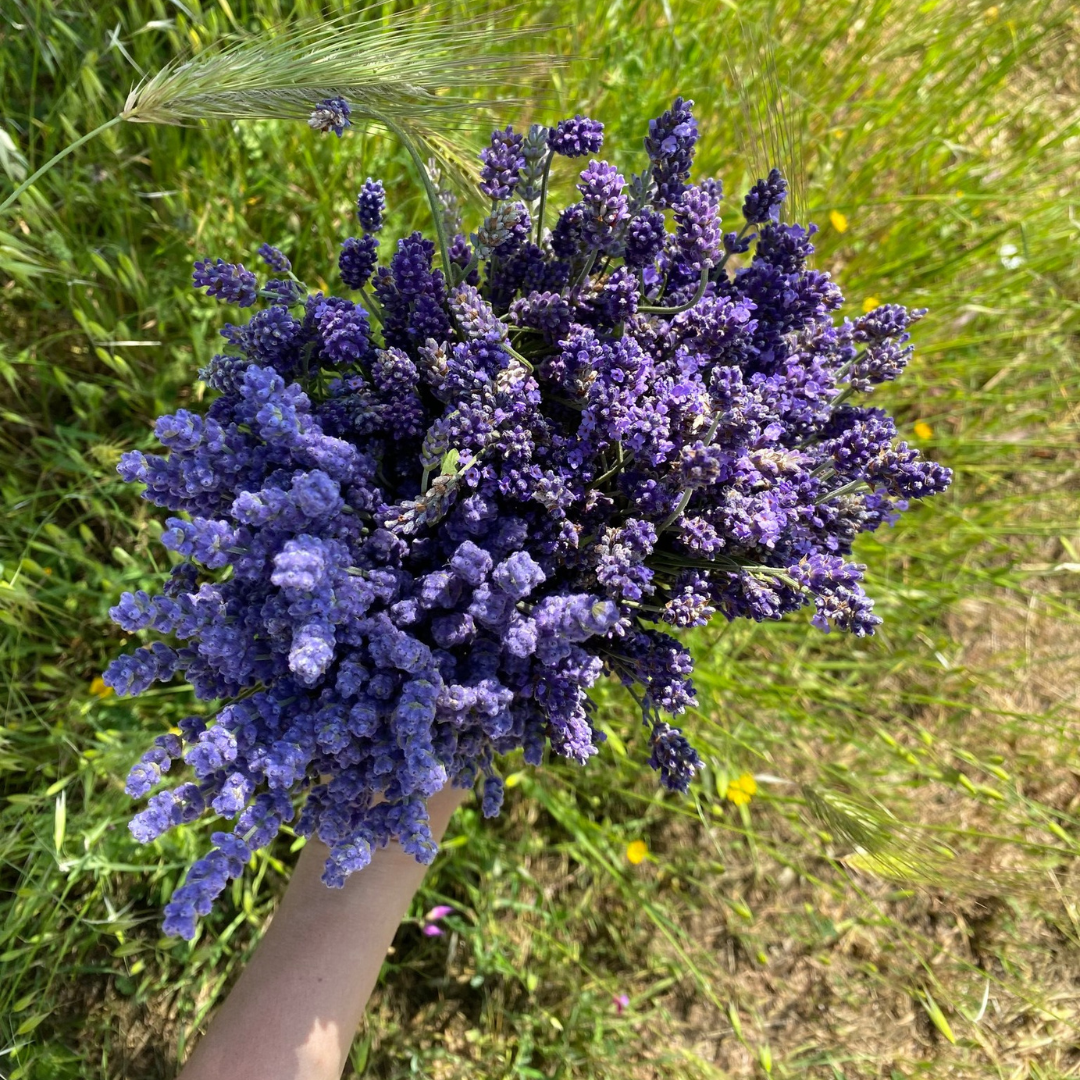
[[802, 785, 1038, 898], [728, 17, 808, 223]]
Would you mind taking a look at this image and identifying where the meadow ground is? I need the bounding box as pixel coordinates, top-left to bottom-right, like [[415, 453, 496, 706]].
[[0, 1, 1078, 1077]]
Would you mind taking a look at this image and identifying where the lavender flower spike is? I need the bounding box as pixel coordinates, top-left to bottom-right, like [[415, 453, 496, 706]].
[[357, 178, 386, 234], [192, 259, 258, 307], [549, 115, 604, 158], [480, 125, 525, 201], [645, 96, 698, 209], [308, 97, 352, 137]]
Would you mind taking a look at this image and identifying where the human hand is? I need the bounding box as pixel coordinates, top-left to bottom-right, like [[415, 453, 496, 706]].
[[178, 782, 471, 1080]]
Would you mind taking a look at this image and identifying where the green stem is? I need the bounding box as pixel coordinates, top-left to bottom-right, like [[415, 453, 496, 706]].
[[453, 254, 476, 287], [0, 114, 123, 214], [656, 412, 723, 535], [382, 118, 451, 277], [815, 478, 869, 505], [534, 150, 555, 245], [359, 285, 384, 326], [830, 386, 855, 410], [593, 443, 628, 486], [502, 342, 534, 372], [639, 266, 709, 315], [572, 249, 598, 289]]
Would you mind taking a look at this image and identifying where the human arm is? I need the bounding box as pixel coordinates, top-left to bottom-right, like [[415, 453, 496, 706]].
[[176, 783, 469, 1080]]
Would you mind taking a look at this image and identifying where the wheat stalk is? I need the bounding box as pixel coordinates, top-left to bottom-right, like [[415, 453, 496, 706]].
[[1, 4, 560, 232]]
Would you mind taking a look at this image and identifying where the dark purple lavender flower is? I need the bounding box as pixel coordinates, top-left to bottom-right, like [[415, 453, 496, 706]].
[[550, 203, 585, 259], [193, 259, 258, 307], [480, 125, 525, 201], [357, 178, 387, 234], [308, 97, 351, 137], [647, 722, 702, 793], [257, 243, 291, 274], [340, 235, 379, 290], [549, 115, 604, 158], [742, 168, 788, 225], [645, 97, 698, 209]]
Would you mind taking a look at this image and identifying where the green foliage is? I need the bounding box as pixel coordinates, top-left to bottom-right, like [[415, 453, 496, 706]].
[[1, 0, 1077, 1076]]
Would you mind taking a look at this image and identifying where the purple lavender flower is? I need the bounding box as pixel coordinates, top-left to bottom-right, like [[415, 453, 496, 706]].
[[549, 115, 604, 157], [518, 123, 551, 202], [313, 296, 374, 365], [742, 168, 788, 224], [480, 125, 525, 201], [308, 97, 351, 137], [673, 183, 722, 271], [624, 209, 667, 268], [257, 243, 291, 274], [473, 201, 531, 260], [243, 306, 303, 372], [577, 161, 629, 252], [193, 259, 258, 307], [340, 235, 379, 290], [645, 97, 698, 209], [357, 178, 387, 234], [847, 304, 928, 390]]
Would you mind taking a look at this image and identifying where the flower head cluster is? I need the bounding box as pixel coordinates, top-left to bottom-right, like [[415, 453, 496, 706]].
[[549, 115, 604, 158], [308, 97, 352, 137], [109, 98, 950, 938]]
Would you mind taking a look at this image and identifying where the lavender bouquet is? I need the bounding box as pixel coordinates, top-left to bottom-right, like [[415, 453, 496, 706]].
[[105, 98, 950, 939]]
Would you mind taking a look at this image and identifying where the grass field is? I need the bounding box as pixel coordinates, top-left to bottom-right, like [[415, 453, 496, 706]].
[[1, 0, 1078, 1077]]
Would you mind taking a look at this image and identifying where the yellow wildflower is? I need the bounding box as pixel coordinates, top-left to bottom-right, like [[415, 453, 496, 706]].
[[862, 296, 880, 313], [626, 839, 648, 865], [913, 421, 933, 440], [829, 210, 848, 234], [89, 676, 113, 699], [984, 5, 999, 21], [726, 773, 757, 807]]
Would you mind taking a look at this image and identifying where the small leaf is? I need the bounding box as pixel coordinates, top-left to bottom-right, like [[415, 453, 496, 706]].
[[918, 990, 956, 1044], [758, 1043, 773, 1073], [439, 448, 461, 476], [16, 1013, 46, 1036], [1048, 821, 1071, 844], [352, 1033, 371, 1073], [727, 1002, 743, 1040], [54, 790, 66, 854]]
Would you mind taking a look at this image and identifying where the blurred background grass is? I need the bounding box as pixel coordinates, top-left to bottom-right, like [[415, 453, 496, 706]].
[[0, 0, 1077, 1077]]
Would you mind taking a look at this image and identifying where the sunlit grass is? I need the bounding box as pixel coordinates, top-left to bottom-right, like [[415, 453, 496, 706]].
[[0, 0, 1077, 1076]]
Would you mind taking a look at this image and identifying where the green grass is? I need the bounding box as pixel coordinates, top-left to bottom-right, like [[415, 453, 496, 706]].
[[1, 0, 1078, 1077]]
